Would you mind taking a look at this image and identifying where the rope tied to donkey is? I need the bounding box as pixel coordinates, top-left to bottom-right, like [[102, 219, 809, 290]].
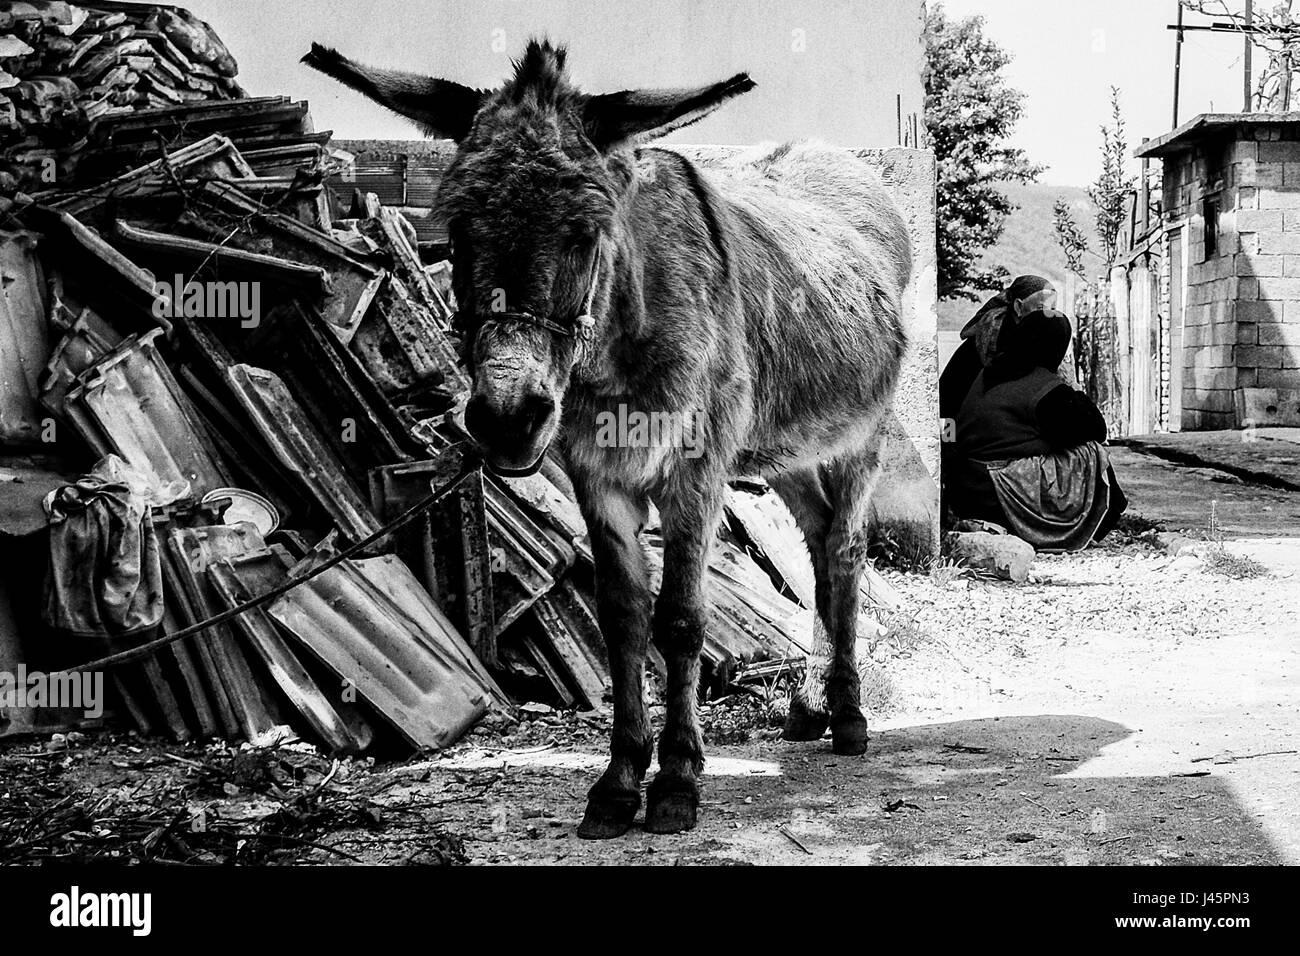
[[478, 244, 601, 343], [52, 453, 480, 676]]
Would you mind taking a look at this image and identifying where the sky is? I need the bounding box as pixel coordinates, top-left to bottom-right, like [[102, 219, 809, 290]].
[[941, 0, 1259, 186], [179, 0, 1256, 189], [182, 0, 925, 152]]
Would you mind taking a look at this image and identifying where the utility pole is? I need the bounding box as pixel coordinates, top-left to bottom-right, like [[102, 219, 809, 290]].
[[1245, 0, 1255, 111], [1173, 1, 1185, 127], [1140, 138, 1151, 238]]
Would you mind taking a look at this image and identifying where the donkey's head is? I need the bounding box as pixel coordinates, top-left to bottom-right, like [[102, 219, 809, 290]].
[[304, 39, 753, 474]]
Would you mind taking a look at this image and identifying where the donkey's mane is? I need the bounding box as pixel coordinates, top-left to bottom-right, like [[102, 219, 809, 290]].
[[502, 39, 577, 110]]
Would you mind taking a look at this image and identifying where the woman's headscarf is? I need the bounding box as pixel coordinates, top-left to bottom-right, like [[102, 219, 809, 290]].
[[984, 308, 1073, 388], [961, 275, 1054, 366]]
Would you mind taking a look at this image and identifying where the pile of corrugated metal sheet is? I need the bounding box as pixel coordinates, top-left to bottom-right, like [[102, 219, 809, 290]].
[[1, 2, 245, 194], [0, 2, 911, 754]]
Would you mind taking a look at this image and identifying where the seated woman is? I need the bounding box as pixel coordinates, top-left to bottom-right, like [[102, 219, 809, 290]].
[[939, 275, 1072, 421], [949, 308, 1127, 552]]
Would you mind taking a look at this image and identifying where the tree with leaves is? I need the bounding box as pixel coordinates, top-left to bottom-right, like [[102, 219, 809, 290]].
[[925, 3, 1042, 300], [1087, 87, 1135, 267], [1052, 198, 1090, 281]]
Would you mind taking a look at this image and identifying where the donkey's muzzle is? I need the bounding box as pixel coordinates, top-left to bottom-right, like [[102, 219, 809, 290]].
[[464, 391, 555, 473]]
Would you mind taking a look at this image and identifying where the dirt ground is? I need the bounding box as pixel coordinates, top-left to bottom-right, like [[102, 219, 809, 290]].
[[3, 441, 1298, 866], [393, 529, 1298, 865]]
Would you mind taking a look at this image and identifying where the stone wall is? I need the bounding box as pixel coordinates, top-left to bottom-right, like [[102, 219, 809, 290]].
[[852, 147, 940, 560], [1164, 133, 1300, 429]]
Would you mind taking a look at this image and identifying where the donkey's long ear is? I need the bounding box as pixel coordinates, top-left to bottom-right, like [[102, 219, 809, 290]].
[[581, 73, 755, 151], [302, 43, 486, 141]]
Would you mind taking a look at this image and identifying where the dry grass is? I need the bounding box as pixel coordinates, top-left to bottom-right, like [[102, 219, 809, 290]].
[[700, 692, 788, 745], [859, 663, 900, 716], [873, 607, 933, 655], [1201, 500, 1269, 580], [929, 555, 969, 588], [1202, 548, 1269, 580]]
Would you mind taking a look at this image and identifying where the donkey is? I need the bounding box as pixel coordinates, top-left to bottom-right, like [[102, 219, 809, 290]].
[[305, 39, 912, 838]]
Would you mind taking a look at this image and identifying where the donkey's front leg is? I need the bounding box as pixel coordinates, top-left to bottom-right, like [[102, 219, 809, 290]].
[[574, 481, 654, 840], [645, 478, 725, 834]]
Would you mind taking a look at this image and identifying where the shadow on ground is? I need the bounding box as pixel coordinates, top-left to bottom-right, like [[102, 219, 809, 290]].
[[366, 714, 1280, 865]]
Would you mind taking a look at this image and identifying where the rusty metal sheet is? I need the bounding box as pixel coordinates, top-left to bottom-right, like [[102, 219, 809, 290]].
[[209, 546, 377, 753], [110, 219, 332, 298], [353, 552, 510, 712], [349, 275, 468, 401], [709, 541, 809, 659], [170, 363, 307, 526], [528, 579, 610, 710], [24, 207, 166, 335], [157, 580, 218, 739], [725, 487, 900, 612], [358, 204, 454, 328], [266, 549, 489, 750], [239, 300, 417, 488], [232, 179, 334, 233], [225, 363, 382, 543], [191, 180, 384, 342], [166, 523, 282, 740], [368, 452, 496, 663], [157, 527, 238, 737], [516, 634, 576, 709], [65, 328, 229, 499], [456, 470, 496, 660], [367, 457, 455, 606], [0, 231, 50, 445], [484, 484, 555, 641], [52, 134, 254, 217], [92, 98, 301, 143], [40, 302, 122, 420], [644, 533, 769, 692], [493, 469, 591, 565], [111, 629, 190, 742], [485, 477, 574, 577]]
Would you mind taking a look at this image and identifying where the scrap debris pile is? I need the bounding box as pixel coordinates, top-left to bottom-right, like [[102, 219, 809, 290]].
[[0, 1, 896, 757], [1, 0, 242, 193]]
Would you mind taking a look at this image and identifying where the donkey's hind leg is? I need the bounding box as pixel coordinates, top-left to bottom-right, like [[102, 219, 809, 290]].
[[819, 444, 882, 754], [771, 437, 884, 755], [768, 467, 834, 740]]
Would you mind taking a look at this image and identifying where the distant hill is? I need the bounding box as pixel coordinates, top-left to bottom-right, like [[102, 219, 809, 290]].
[[937, 182, 1101, 333]]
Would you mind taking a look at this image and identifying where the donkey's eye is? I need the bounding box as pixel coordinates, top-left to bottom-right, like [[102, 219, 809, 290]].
[[448, 224, 472, 260]]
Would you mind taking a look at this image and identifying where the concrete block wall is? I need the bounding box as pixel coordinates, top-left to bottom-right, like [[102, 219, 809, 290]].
[[1166, 134, 1300, 429]]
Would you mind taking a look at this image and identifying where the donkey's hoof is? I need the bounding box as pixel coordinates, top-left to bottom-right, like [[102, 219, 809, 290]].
[[782, 698, 829, 742], [830, 711, 871, 756], [644, 778, 699, 834], [577, 791, 640, 840]]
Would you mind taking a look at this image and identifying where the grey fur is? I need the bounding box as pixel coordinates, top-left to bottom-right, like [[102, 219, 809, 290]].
[[305, 39, 912, 837]]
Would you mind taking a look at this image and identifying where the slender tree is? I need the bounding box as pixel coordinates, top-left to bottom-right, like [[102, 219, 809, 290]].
[[1087, 87, 1135, 268], [1052, 198, 1090, 281], [925, 3, 1042, 300]]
